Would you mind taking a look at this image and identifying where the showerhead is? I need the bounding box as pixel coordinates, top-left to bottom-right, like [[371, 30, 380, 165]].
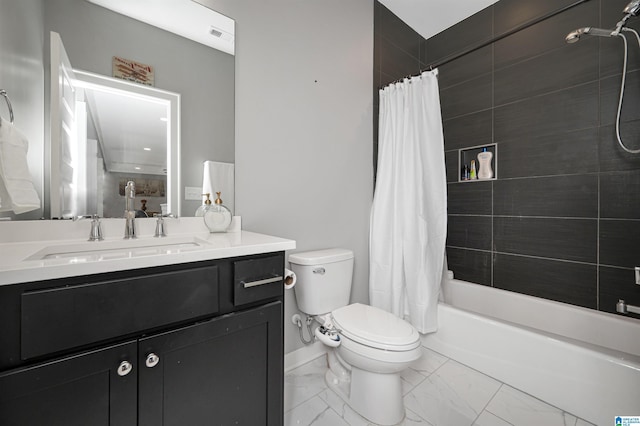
[[565, 27, 614, 43]]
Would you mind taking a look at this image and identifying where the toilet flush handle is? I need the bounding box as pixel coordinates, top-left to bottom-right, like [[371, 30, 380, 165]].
[[313, 267, 325, 275]]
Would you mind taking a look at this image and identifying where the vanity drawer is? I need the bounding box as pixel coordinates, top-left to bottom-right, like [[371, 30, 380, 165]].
[[233, 255, 284, 306], [21, 266, 219, 360]]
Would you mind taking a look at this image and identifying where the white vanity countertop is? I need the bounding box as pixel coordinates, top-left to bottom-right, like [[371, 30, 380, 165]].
[[0, 218, 296, 286]]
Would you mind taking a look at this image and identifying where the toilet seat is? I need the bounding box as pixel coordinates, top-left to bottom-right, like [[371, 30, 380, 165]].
[[331, 303, 420, 352]]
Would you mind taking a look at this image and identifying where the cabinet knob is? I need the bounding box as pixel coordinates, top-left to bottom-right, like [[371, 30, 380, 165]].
[[145, 353, 160, 368], [117, 361, 133, 377]]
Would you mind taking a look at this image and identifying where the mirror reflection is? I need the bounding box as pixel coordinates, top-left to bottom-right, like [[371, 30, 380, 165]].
[[0, 0, 235, 221], [71, 69, 179, 219]]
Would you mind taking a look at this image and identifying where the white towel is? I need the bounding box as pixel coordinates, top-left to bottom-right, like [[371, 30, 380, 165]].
[[202, 160, 234, 214], [0, 117, 41, 214]]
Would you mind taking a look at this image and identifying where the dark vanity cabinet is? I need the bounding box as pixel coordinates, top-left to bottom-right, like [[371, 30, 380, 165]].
[[0, 252, 285, 426]]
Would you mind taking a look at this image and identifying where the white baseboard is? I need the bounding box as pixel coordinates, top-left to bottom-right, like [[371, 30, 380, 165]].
[[284, 341, 327, 372]]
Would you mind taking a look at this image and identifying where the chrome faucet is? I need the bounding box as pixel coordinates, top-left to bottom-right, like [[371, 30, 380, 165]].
[[74, 214, 103, 241], [124, 181, 136, 239], [616, 299, 640, 315], [154, 214, 166, 237]]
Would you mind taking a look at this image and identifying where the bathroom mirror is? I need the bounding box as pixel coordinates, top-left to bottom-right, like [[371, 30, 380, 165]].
[[0, 0, 234, 220]]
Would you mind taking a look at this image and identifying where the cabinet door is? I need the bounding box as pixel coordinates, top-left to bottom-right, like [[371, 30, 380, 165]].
[[139, 301, 283, 426], [0, 341, 137, 426]]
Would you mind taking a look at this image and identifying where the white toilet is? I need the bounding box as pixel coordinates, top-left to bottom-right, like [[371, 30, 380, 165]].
[[289, 248, 422, 426]]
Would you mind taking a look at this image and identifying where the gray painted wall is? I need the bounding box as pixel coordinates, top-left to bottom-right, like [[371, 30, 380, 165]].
[[0, 0, 45, 220], [204, 0, 375, 353], [43, 0, 235, 217]]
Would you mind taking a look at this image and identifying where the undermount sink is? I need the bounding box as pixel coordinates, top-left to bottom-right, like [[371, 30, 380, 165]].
[[25, 236, 213, 262]]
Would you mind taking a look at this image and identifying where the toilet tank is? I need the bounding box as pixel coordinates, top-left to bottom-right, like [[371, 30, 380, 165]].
[[288, 248, 354, 315]]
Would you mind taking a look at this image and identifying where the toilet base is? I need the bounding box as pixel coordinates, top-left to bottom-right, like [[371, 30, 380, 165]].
[[325, 359, 405, 425]]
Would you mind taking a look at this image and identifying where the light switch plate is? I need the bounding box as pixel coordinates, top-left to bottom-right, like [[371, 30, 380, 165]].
[[184, 186, 202, 201], [636, 267, 640, 285]]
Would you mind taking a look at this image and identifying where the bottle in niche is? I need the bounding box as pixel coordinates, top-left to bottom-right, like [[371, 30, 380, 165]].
[[461, 164, 469, 181], [203, 192, 232, 233], [469, 160, 477, 180], [477, 147, 494, 179]]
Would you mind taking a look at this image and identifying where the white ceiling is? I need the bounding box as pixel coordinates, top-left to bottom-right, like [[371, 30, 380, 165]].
[[379, 0, 500, 40]]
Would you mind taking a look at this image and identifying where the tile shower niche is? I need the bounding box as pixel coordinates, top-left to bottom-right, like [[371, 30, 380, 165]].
[[459, 143, 497, 182]]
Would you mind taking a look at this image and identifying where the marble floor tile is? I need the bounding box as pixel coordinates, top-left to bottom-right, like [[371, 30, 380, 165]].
[[284, 350, 594, 426], [284, 355, 329, 412], [285, 395, 349, 426], [404, 360, 502, 426], [409, 347, 449, 376], [484, 385, 589, 426], [318, 387, 434, 426], [401, 366, 428, 395], [473, 411, 513, 426], [575, 419, 596, 426]]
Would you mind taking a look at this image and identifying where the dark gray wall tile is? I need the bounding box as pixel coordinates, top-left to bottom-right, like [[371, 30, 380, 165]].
[[446, 247, 492, 286], [420, 40, 428, 68], [375, 2, 423, 60], [493, 0, 587, 34], [493, 253, 597, 308], [599, 122, 640, 172], [494, 82, 599, 141], [600, 33, 640, 78], [438, 45, 493, 90], [427, 6, 494, 65], [600, 219, 640, 268], [493, 0, 599, 69], [447, 215, 492, 250], [600, 171, 640, 219], [600, 69, 640, 126], [494, 217, 597, 262], [445, 150, 459, 183], [440, 73, 493, 120], [498, 128, 599, 179], [493, 175, 598, 218], [443, 110, 493, 151], [494, 39, 598, 106], [378, 36, 421, 85], [374, 33, 381, 86], [447, 181, 492, 215], [374, 0, 640, 321], [599, 266, 640, 318]]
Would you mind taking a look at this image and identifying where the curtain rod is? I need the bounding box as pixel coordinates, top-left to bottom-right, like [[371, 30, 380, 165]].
[[382, 0, 591, 88]]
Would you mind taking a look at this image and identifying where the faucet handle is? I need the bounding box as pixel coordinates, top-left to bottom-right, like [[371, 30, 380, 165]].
[[154, 214, 166, 238], [88, 214, 103, 241]]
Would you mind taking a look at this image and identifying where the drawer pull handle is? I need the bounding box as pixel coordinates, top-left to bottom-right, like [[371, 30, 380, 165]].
[[146, 353, 160, 368], [117, 361, 133, 377], [242, 276, 283, 288]]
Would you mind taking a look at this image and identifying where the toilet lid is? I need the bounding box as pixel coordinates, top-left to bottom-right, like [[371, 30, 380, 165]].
[[331, 303, 420, 351]]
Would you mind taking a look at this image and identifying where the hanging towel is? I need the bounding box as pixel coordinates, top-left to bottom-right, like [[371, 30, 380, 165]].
[[202, 160, 234, 214], [0, 117, 41, 214]]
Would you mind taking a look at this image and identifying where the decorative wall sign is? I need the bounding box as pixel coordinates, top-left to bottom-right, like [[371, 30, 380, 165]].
[[112, 56, 155, 86], [118, 177, 165, 197]]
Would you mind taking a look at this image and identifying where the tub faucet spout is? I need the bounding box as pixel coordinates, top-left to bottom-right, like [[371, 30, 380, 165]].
[[124, 180, 136, 239], [616, 299, 640, 315]]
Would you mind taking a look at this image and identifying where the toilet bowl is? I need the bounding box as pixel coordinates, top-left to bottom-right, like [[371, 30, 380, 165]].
[[289, 249, 422, 425]]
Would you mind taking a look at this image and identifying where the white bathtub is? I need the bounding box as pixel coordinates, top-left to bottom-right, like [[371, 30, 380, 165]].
[[423, 278, 640, 426]]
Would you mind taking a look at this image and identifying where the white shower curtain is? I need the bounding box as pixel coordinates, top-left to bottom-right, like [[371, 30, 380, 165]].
[[369, 70, 447, 334]]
